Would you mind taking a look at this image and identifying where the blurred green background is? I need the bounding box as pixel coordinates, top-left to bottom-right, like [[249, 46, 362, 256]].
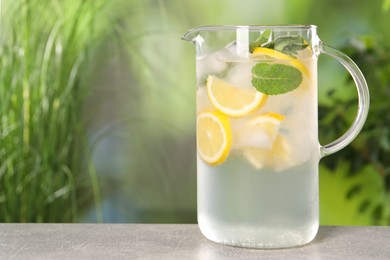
[[0, 0, 389, 225]]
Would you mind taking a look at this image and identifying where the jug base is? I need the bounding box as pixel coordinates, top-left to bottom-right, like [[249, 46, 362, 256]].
[[198, 222, 319, 249]]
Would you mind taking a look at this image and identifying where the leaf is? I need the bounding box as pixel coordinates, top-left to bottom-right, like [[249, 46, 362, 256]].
[[249, 29, 271, 52], [320, 161, 386, 225], [379, 128, 390, 152], [251, 63, 302, 95], [250, 32, 309, 57], [263, 36, 309, 57]]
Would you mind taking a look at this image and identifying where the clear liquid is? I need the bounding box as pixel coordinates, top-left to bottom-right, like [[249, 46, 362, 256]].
[[198, 155, 319, 248], [196, 47, 319, 248]]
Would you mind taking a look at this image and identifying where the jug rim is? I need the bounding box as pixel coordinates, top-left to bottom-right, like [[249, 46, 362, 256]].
[[182, 25, 317, 42], [188, 24, 316, 30]]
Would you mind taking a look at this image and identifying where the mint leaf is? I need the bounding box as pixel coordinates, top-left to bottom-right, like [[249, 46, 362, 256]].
[[251, 63, 303, 95], [263, 36, 309, 57], [249, 30, 271, 52]]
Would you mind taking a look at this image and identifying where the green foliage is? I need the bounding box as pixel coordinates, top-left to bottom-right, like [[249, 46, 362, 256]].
[[319, 35, 390, 225], [0, 0, 113, 222], [384, 0, 390, 11], [320, 162, 386, 225]]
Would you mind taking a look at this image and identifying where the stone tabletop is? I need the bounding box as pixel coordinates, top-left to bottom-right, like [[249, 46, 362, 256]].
[[0, 224, 389, 259]]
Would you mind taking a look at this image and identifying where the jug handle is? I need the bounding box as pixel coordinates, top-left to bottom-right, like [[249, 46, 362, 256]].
[[318, 41, 370, 158]]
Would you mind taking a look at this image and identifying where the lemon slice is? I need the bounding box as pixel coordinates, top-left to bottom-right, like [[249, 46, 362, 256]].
[[207, 75, 267, 117], [235, 112, 285, 149], [244, 134, 293, 171], [197, 111, 232, 166], [252, 47, 310, 78], [247, 112, 285, 139]]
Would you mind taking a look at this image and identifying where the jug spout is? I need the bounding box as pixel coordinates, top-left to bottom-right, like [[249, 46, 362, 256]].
[[182, 27, 203, 44], [182, 26, 251, 57]]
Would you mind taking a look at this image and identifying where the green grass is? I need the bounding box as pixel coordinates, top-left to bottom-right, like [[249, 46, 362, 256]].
[[0, 0, 112, 222]]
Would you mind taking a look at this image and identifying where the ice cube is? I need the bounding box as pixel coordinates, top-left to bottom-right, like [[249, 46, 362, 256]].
[[225, 41, 237, 54], [232, 121, 273, 150], [243, 134, 295, 172], [196, 86, 213, 113], [225, 62, 255, 89], [285, 128, 314, 165], [280, 90, 317, 164], [197, 56, 226, 80], [236, 129, 271, 149], [260, 94, 292, 115], [196, 47, 235, 79]]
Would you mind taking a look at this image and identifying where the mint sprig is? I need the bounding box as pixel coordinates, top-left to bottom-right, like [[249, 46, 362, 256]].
[[249, 29, 271, 52], [263, 36, 309, 57], [249, 31, 309, 58], [251, 63, 303, 95]]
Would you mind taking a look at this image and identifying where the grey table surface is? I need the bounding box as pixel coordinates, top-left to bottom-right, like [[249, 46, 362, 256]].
[[0, 224, 389, 259]]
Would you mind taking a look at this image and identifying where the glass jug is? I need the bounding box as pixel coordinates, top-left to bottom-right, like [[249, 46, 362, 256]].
[[182, 25, 369, 248]]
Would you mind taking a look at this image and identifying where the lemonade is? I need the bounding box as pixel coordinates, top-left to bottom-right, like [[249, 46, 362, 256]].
[[185, 25, 369, 249], [196, 33, 320, 248]]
